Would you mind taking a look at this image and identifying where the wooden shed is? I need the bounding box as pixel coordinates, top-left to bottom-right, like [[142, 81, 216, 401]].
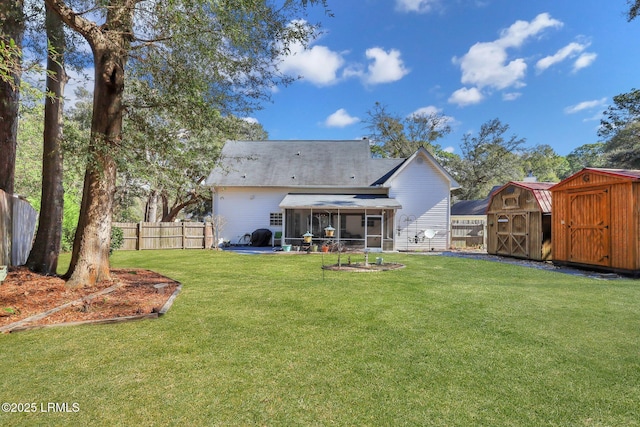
[[550, 168, 640, 276], [486, 181, 554, 261]]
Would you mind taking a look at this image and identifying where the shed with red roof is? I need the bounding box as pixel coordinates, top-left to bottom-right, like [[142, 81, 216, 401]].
[[486, 181, 554, 261], [550, 168, 640, 276]]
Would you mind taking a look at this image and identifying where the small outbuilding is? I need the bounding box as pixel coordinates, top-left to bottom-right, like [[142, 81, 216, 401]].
[[550, 168, 640, 275], [486, 181, 554, 261]]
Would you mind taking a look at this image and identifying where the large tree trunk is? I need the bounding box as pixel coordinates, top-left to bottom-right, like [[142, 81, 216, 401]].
[[26, 4, 67, 275], [64, 46, 126, 288], [0, 0, 24, 194], [145, 190, 159, 222], [46, 0, 134, 288]]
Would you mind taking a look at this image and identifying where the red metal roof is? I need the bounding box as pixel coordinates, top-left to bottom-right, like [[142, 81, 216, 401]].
[[584, 168, 640, 180], [490, 181, 554, 213]]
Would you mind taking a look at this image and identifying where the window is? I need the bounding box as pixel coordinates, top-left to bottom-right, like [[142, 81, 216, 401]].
[[270, 212, 283, 226]]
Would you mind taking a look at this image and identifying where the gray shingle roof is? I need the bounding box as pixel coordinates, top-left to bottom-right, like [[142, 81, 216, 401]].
[[206, 140, 405, 187]]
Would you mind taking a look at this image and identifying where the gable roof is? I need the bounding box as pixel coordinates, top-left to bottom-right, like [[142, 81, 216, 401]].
[[550, 168, 640, 192], [583, 168, 640, 180], [383, 147, 460, 189], [206, 140, 405, 188], [488, 181, 554, 213]]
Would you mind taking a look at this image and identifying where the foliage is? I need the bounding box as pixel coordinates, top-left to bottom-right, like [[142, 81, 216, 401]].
[[565, 142, 608, 174], [121, 104, 260, 222], [0, 38, 22, 89], [16, 82, 85, 253], [109, 226, 124, 255], [599, 88, 640, 140], [364, 102, 454, 164], [599, 89, 640, 169], [2, 250, 640, 425], [15, 88, 44, 200], [454, 118, 526, 200], [45, 0, 331, 285], [627, 0, 640, 21], [60, 192, 81, 252], [520, 144, 570, 181]]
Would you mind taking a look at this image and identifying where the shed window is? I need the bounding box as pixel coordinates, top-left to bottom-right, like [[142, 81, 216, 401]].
[[270, 212, 283, 226]]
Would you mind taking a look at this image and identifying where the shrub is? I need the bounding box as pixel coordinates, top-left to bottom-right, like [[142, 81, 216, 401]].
[[110, 226, 124, 254]]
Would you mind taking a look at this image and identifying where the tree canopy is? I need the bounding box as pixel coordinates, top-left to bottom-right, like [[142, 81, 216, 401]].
[[627, 0, 640, 21], [364, 102, 453, 160], [599, 88, 640, 169], [43, 0, 330, 287], [454, 118, 526, 200]]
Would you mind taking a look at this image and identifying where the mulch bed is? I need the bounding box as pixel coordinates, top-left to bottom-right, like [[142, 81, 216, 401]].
[[0, 267, 180, 333]]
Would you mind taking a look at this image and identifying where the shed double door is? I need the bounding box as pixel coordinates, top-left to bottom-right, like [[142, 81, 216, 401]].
[[567, 188, 611, 266], [496, 212, 529, 258]]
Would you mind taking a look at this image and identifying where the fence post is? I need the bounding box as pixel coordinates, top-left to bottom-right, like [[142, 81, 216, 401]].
[[204, 222, 212, 249], [182, 222, 186, 249], [137, 222, 142, 250]]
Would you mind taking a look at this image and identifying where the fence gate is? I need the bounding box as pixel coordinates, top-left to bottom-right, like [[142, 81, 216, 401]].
[[496, 212, 529, 258]]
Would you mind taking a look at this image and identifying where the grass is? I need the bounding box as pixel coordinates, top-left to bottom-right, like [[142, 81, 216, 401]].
[[1, 250, 640, 426]]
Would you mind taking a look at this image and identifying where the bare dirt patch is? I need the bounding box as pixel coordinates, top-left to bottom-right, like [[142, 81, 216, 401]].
[[0, 267, 179, 332]]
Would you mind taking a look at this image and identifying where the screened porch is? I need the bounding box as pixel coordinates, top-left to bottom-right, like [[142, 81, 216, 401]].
[[278, 194, 401, 252]]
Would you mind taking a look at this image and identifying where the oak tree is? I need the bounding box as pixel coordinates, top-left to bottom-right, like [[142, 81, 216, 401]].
[[46, 0, 329, 287], [599, 89, 640, 169], [455, 118, 525, 200]]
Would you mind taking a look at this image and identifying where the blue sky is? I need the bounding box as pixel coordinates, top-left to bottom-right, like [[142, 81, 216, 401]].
[[248, 0, 640, 156]]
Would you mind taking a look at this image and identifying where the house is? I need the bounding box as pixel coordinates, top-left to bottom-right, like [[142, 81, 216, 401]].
[[486, 181, 554, 261], [551, 168, 640, 275], [206, 140, 459, 251]]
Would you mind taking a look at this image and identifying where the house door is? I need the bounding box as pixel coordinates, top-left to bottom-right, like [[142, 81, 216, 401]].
[[365, 215, 383, 252], [495, 212, 529, 258], [568, 188, 611, 266]]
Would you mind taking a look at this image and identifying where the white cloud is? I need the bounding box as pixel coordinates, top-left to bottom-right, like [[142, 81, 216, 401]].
[[497, 13, 563, 48], [443, 146, 455, 154], [536, 42, 588, 72], [448, 87, 484, 106], [395, 0, 440, 13], [455, 42, 528, 90], [502, 92, 522, 101], [573, 52, 597, 72], [364, 47, 410, 85], [410, 105, 442, 116], [324, 108, 360, 128], [242, 117, 259, 124], [453, 13, 562, 91], [278, 37, 408, 87], [279, 41, 345, 86], [564, 98, 607, 114]]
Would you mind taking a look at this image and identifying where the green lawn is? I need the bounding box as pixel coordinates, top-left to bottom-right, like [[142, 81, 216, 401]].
[[1, 250, 639, 426]]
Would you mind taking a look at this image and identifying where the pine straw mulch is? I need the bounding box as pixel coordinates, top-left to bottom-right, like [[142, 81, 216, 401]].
[[0, 267, 180, 333]]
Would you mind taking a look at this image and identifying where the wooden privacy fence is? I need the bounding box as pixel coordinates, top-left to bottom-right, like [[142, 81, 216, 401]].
[[113, 222, 215, 250], [450, 218, 486, 249], [0, 189, 38, 266]]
